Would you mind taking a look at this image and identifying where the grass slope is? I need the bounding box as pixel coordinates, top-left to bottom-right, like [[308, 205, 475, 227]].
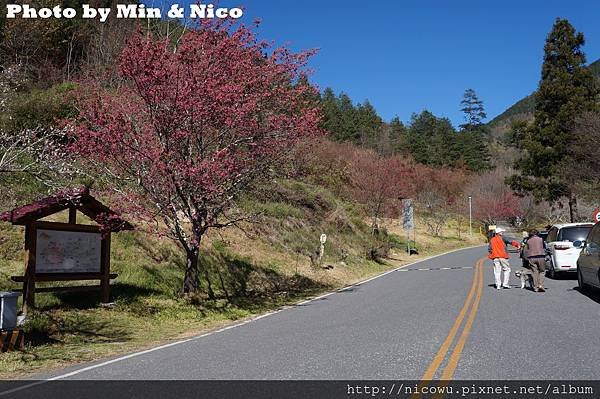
[[0, 179, 483, 378]]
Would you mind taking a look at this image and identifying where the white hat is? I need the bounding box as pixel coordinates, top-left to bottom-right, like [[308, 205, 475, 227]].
[[495, 228, 506, 234]]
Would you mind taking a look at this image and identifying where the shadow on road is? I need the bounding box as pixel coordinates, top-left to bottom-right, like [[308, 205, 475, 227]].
[[546, 274, 577, 281], [337, 286, 360, 294], [572, 286, 600, 305], [487, 283, 538, 291]]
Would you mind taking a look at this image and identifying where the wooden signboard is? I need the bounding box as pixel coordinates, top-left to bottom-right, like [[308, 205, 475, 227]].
[[35, 224, 102, 274], [0, 188, 132, 313], [21, 220, 113, 311]]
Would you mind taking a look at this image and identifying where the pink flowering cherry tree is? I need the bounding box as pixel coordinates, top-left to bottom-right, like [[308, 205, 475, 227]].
[[70, 22, 322, 294]]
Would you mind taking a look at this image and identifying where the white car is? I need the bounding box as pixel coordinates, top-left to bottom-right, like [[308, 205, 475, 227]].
[[546, 223, 595, 278]]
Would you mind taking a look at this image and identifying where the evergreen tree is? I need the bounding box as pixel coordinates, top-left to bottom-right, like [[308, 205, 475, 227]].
[[320, 88, 386, 149], [457, 88, 492, 171], [337, 92, 360, 142], [406, 111, 458, 167], [508, 18, 598, 221], [459, 88, 487, 130], [456, 131, 491, 171], [355, 100, 383, 147], [321, 88, 344, 140], [389, 116, 406, 154]]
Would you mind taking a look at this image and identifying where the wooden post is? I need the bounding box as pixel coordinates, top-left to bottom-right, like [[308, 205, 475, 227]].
[[68, 207, 77, 224], [22, 224, 37, 313], [21, 225, 30, 314], [100, 234, 111, 303]]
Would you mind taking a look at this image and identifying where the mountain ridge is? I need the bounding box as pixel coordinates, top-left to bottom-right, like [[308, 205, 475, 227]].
[[489, 58, 600, 128]]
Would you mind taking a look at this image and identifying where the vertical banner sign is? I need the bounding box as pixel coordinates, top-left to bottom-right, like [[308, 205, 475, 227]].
[[402, 199, 414, 231]]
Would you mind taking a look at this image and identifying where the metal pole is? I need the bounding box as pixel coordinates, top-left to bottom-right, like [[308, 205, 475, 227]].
[[468, 196, 472, 237]]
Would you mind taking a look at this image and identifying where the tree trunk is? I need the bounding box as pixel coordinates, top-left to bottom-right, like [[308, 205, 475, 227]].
[[568, 192, 579, 223], [182, 246, 200, 294], [371, 217, 381, 236], [204, 267, 215, 300]]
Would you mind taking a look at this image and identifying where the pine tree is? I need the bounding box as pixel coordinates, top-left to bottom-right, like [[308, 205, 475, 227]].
[[355, 100, 383, 147], [406, 111, 458, 167], [460, 88, 487, 129], [321, 88, 343, 139], [508, 18, 598, 222], [457, 88, 492, 171], [456, 131, 491, 171], [320, 88, 386, 149], [389, 116, 405, 154], [337, 93, 360, 142]]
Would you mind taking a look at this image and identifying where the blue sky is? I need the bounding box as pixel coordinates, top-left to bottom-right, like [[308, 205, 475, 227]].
[[144, 1, 600, 127]]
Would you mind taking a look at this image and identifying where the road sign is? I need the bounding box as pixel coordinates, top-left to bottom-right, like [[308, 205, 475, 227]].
[[402, 199, 414, 231], [594, 210, 600, 223]]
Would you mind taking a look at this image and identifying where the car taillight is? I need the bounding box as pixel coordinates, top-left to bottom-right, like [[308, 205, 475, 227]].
[[555, 245, 570, 250]]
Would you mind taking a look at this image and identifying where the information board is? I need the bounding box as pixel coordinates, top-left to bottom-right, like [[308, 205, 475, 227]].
[[35, 229, 102, 274]]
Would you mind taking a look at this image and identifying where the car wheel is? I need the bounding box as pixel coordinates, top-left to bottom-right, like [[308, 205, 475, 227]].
[[578, 266, 589, 293]]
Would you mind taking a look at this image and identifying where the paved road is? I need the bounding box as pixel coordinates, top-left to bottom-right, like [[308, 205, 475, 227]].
[[21, 246, 600, 380]]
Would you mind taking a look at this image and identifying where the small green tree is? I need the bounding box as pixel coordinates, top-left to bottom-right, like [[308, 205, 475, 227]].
[[507, 18, 598, 222]]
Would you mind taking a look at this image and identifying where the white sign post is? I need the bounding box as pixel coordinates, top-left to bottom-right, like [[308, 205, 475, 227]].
[[318, 234, 327, 265], [320, 234, 327, 245]]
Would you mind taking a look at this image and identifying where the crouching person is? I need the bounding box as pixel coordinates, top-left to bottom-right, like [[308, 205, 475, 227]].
[[488, 228, 521, 290]]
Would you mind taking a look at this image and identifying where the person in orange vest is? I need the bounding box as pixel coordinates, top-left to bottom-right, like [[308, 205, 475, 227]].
[[488, 228, 521, 290]]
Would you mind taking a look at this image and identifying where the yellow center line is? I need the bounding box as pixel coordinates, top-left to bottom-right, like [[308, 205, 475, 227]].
[[418, 258, 482, 382], [412, 258, 485, 398], [439, 257, 484, 380]]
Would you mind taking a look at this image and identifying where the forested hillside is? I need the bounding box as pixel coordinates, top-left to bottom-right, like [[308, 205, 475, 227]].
[[320, 88, 492, 171], [489, 58, 600, 129]]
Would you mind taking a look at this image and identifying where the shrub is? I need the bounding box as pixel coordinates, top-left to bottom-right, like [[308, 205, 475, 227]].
[[7, 82, 77, 131]]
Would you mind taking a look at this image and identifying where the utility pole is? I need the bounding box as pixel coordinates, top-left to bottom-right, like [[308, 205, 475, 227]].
[[468, 196, 473, 237]]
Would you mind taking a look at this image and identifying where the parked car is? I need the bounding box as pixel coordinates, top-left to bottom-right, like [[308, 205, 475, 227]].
[[576, 222, 600, 291], [519, 230, 549, 267], [546, 223, 595, 278]]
